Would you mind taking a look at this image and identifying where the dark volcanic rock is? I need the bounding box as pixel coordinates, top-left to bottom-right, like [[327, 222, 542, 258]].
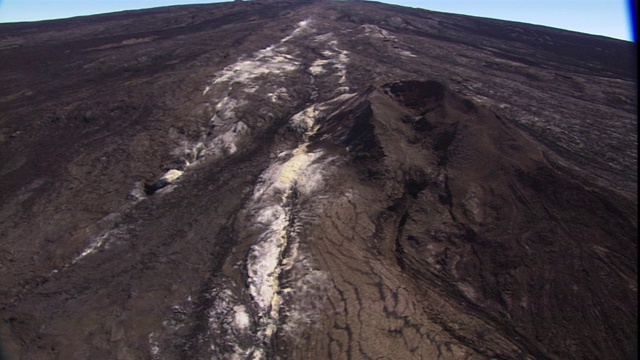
[[0, 1, 636, 359]]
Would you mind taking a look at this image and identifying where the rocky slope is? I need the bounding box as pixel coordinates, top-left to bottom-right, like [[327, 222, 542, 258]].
[[0, 1, 637, 359]]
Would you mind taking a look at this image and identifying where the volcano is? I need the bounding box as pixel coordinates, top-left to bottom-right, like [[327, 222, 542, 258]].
[[0, 1, 637, 359]]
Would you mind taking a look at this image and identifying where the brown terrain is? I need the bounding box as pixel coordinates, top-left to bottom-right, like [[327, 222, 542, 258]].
[[0, 1, 637, 359]]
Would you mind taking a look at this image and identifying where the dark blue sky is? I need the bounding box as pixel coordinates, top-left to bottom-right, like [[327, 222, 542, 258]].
[[0, 0, 634, 41]]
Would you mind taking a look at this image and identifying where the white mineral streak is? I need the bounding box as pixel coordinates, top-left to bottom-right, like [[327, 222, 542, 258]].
[[178, 19, 312, 170], [246, 145, 321, 313], [212, 19, 310, 87], [148, 333, 161, 360], [204, 289, 264, 360], [362, 24, 417, 58], [211, 96, 244, 125], [240, 92, 368, 353], [212, 53, 298, 86], [397, 49, 417, 57], [310, 33, 350, 92], [290, 105, 322, 134], [267, 88, 289, 103], [362, 24, 396, 40], [245, 147, 324, 341], [204, 141, 325, 358], [152, 20, 349, 358], [73, 231, 111, 263], [71, 213, 129, 264], [176, 19, 339, 359], [202, 121, 249, 158], [309, 59, 331, 75], [73, 227, 127, 263], [232, 305, 251, 330]]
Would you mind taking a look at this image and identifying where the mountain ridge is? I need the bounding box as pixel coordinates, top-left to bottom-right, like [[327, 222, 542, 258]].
[[0, 1, 636, 359]]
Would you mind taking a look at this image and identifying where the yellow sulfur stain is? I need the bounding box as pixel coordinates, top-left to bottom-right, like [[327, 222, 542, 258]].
[[161, 169, 184, 183], [278, 146, 314, 187]]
